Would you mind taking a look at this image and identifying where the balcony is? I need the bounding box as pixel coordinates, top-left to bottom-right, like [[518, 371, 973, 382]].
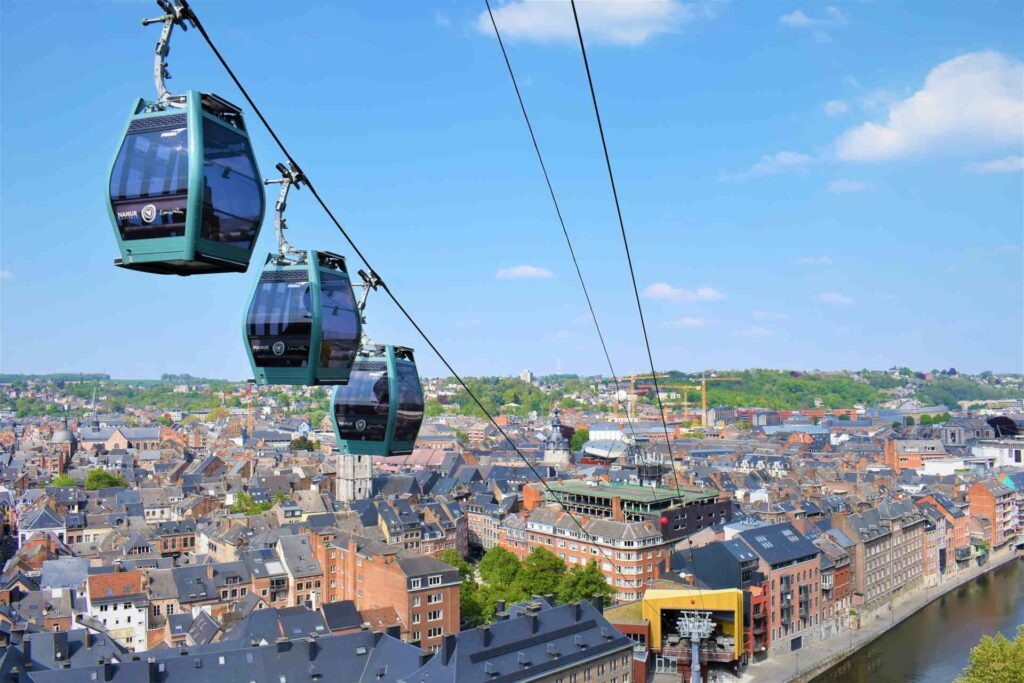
[[955, 547, 972, 562]]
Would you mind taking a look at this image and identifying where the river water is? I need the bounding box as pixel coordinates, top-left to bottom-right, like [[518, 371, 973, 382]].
[[811, 558, 1024, 683]]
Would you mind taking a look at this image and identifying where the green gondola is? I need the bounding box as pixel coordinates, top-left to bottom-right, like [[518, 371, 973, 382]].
[[243, 250, 362, 385], [330, 344, 424, 456], [107, 91, 264, 275]]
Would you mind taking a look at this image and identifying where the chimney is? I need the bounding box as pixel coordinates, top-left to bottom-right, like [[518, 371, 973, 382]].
[[306, 635, 318, 661], [592, 595, 604, 613], [543, 593, 554, 607], [574, 602, 582, 620], [385, 625, 401, 640], [495, 600, 505, 614], [275, 637, 291, 653], [441, 634, 457, 666], [527, 612, 539, 634], [611, 496, 624, 522], [102, 661, 115, 682]]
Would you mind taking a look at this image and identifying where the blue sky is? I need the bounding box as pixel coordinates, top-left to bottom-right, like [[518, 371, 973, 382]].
[[1, 1, 1021, 379]]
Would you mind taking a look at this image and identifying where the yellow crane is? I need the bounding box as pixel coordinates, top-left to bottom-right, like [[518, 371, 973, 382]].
[[614, 373, 743, 425], [616, 373, 669, 420]]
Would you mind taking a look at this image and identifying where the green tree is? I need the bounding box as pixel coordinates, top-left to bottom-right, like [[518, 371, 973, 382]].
[[956, 626, 1024, 683], [479, 547, 521, 586], [310, 410, 327, 428], [513, 547, 565, 597], [48, 474, 79, 488], [230, 492, 274, 515], [438, 550, 474, 584], [84, 469, 128, 490], [570, 428, 590, 451], [155, 415, 172, 426], [290, 437, 317, 451], [557, 561, 614, 604], [906, 416, 915, 426]]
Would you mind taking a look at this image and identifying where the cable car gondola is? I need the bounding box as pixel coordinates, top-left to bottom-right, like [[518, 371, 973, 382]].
[[107, 3, 264, 275], [330, 344, 424, 456], [243, 165, 362, 385], [244, 250, 362, 385]]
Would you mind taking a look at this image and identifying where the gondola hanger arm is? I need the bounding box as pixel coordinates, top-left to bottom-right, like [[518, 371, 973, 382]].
[[264, 162, 306, 261], [355, 269, 382, 318], [143, 0, 194, 107]]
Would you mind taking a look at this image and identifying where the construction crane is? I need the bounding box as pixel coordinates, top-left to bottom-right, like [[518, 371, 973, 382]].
[[616, 373, 669, 420]]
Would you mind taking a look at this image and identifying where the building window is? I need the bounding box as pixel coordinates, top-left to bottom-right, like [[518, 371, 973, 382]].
[[411, 579, 422, 589], [412, 613, 421, 624], [412, 596, 421, 607], [427, 627, 443, 639], [428, 610, 442, 621], [428, 593, 442, 604], [428, 575, 442, 586]]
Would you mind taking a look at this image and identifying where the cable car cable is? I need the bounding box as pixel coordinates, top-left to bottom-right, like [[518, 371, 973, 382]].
[[482, 0, 640, 450], [181, 1, 641, 588], [569, 0, 712, 610], [567, 0, 681, 496]]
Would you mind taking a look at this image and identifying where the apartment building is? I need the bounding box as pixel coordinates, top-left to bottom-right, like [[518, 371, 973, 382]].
[[737, 523, 823, 654], [80, 570, 148, 652], [831, 500, 926, 613], [967, 479, 1017, 550], [916, 492, 971, 570], [501, 504, 673, 602], [308, 528, 461, 652]]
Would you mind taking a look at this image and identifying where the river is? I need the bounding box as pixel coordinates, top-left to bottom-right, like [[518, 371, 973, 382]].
[[811, 558, 1024, 683]]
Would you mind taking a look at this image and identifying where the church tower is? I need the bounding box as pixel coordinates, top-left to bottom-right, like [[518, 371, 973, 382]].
[[337, 453, 373, 504], [543, 408, 572, 467]]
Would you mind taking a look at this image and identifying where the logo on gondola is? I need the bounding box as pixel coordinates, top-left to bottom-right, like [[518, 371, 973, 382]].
[[272, 342, 286, 356], [141, 204, 157, 223], [355, 420, 367, 432]]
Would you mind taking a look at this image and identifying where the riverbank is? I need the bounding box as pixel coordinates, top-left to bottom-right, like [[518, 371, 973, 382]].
[[739, 546, 1022, 683]]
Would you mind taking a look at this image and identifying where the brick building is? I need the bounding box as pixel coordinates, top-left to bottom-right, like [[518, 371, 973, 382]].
[[966, 479, 1017, 550], [308, 528, 461, 652], [501, 504, 674, 602], [830, 500, 926, 614]]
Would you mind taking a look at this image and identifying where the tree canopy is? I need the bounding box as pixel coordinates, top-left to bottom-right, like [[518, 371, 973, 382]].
[[463, 547, 613, 628], [84, 469, 128, 490], [956, 626, 1024, 683], [570, 428, 589, 451]]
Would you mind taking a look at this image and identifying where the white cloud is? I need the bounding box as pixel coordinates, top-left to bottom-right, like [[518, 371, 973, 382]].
[[643, 283, 725, 302], [475, 0, 721, 47], [778, 8, 846, 43], [719, 151, 814, 180], [753, 310, 789, 321], [0, 270, 12, 280], [828, 179, 869, 193], [666, 316, 714, 328], [495, 265, 554, 280], [794, 256, 833, 266], [733, 326, 773, 338], [779, 10, 814, 27], [824, 99, 849, 116], [435, 11, 452, 27], [965, 155, 1024, 174], [819, 292, 855, 306], [836, 51, 1024, 161]]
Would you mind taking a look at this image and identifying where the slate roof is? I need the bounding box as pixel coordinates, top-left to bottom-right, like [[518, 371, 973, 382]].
[[737, 522, 820, 568], [14, 629, 423, 683], [399, 599, 631, 683]]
